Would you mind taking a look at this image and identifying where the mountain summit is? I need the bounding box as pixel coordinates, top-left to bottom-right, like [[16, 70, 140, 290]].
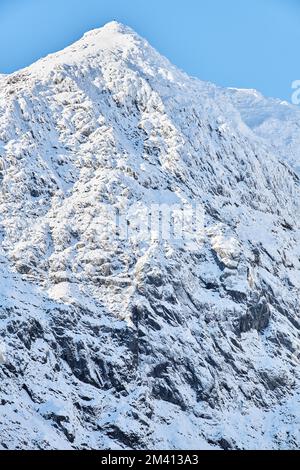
[[0, 23, 300, 450]]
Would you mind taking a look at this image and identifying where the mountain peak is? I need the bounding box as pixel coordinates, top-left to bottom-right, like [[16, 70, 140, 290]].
[[16, 20, 184, 90], [82, 21, 136, 40], [78, 20, 143, 53], [22, 21, 154, 78]]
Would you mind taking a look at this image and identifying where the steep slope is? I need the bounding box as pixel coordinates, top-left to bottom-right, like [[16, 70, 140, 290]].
[[0, 22, 300, 450]]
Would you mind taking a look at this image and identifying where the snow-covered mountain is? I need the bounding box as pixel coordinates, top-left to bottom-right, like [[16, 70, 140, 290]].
[[0, 21, 300, 450]]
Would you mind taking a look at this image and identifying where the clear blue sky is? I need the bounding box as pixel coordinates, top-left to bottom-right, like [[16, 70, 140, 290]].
[[0, 0, 299, 100]]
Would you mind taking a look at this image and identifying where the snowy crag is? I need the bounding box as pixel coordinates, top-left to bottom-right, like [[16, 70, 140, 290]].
[[0, 22, 300, 450]]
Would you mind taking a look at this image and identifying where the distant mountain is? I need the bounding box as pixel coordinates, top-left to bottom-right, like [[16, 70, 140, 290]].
[[226, 87, 300, 175]]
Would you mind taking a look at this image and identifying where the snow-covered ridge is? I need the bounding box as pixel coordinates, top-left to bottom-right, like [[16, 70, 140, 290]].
[[0, 22, 300, 450], [226, 87, 300, 174]]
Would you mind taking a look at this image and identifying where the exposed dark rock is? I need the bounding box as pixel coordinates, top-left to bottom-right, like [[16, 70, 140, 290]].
[[239, 298, 271, 333]]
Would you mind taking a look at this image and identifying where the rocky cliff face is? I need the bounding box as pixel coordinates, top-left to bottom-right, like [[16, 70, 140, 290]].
[[0, 22, 299, 450]]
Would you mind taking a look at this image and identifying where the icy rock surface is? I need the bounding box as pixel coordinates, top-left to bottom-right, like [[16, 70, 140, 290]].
[[0, 22, 300, 450]]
